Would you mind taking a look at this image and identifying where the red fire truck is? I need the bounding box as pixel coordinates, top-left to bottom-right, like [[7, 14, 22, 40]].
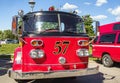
[[8, 3, 99, 82], [92, 22, 120, 67]]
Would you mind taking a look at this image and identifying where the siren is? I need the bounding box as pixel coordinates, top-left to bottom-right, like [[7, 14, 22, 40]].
[[49, 6, 55, 11]]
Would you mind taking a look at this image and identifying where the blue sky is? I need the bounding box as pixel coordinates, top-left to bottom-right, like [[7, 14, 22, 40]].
[[0, 0, 120, 30]]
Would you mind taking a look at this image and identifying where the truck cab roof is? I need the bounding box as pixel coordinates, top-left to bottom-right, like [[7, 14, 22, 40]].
[[100, 22, 120, 34]]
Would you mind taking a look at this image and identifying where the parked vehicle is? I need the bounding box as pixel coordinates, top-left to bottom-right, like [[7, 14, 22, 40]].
[[92, 22, 120, 67], [13, 40, 19, 44], [5, 39, 14, 44], [0, 39, 19, 44]]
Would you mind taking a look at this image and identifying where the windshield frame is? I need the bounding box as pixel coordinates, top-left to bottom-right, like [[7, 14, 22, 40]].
[[22, 11, 85, 34]]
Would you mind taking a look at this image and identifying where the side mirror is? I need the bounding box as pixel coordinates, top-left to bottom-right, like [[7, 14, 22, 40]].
[[12, 15, 23, 37], [12, 16, 18, 35], [95, 21, 100, 36]]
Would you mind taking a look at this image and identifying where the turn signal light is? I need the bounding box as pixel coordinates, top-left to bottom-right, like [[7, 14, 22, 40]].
[[31, 40, 43, 47], [78, 40, 89, 46]]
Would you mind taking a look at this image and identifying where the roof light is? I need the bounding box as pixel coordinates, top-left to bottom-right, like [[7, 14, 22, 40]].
[[49, 6, 55, 11]]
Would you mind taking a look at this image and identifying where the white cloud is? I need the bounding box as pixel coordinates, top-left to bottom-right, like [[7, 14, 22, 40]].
[[62, 3, 78, 10], [108, 6, 120, 21], [84, 2, 91, 5], [95, 0, 107, 6], [108, 6, 120, 16], [91, 15, 107, 20]]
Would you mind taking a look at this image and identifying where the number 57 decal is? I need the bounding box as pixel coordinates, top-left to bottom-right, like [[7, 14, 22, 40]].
[[53, 41, 70, 55]]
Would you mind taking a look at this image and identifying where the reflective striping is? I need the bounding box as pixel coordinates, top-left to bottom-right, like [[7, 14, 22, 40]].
[[92, 45, 120, 48]]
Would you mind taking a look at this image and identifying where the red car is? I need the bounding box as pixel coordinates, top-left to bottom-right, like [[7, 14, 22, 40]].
[[92, 22, 120, 67]]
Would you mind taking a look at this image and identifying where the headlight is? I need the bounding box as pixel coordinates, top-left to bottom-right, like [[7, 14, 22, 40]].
[[76, 49, 89, 57], [30, 49, 44, 59]]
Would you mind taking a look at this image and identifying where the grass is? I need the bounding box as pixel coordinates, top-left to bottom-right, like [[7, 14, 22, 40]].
[[89, 45, 92, 55], [89, 45, 98, 61], [0, 44, 19, 59]]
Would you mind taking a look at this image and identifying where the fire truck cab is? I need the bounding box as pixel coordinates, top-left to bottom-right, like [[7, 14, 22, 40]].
[[92, 22, 120, 67], [8, 7, 99, 81]]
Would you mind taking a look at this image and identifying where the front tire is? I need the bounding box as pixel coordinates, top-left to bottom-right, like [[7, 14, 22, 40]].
[[102, 54, 114, 67]]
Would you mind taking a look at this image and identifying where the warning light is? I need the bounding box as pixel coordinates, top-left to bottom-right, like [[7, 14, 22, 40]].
[[49, 6, 55, 11]]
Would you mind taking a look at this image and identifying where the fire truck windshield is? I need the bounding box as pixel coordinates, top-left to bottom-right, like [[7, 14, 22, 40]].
[[23, 12, 85, 34]]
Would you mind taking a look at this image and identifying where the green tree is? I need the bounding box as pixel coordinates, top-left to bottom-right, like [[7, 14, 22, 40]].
[[82, 15, 94, 36], [3, 30, 16, 39], [41, 22, 58, 30], [0, 30, 3, 40]]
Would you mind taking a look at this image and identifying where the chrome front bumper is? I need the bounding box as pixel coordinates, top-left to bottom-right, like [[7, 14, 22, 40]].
[[8, 66, 99, 80]]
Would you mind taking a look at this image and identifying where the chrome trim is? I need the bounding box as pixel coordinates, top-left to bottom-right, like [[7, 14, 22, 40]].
[[24, 62, 88, 66], [8, 66, 99, 80]]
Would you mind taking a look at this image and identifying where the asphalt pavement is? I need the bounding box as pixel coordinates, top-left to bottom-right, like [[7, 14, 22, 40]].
[[0, 59, 120, 83]]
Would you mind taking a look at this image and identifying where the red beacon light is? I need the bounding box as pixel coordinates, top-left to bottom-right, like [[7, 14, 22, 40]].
[[49, 6, 55, 11]]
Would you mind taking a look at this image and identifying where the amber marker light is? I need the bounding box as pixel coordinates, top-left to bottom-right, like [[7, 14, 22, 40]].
[[78, 40, 89, 46], [31, 40, 43, 47]]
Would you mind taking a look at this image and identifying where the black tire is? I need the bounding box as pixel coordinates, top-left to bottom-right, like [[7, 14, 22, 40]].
[[102, 54, 114, 67]]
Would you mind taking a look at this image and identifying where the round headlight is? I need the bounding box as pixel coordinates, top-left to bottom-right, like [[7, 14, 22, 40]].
[[76, 49, 89, 57], [30, 51, 38, 58], [30, 49, 44, 59], [37, 50, 44, 58]]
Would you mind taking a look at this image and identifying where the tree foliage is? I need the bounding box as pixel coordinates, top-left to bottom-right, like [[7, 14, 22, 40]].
[[41, 22, 58, 30], [0, 30, 3, 40], [0, 30, 17, 40], [82, 15, 95, 36]]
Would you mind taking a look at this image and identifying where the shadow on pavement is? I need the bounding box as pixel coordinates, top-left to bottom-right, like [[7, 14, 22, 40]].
[[0, 57, 12, 76], [31, 73, 104, 83]]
